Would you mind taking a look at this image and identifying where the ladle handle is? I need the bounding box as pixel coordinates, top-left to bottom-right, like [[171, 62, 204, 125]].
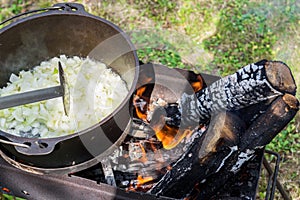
[[0, 138, 30, 148], [0, 3, 87, 26], [0, 86, 63, 110]]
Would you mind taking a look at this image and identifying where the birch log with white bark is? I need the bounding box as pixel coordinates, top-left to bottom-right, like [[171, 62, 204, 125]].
[[148, 60, 298, 199]]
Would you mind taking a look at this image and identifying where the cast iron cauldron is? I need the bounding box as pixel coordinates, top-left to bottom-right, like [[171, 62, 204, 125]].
[[0, 3, 139, 174]]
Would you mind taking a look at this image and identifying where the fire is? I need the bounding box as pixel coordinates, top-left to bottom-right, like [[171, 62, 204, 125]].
[[133, 86, 148, 121], [155, 125, 194, 150], [136, 85, 146, 98], [149, 106, 194, 149], [191, 75, 204, 92], [133, 75, 204, 150], [127, 175, 155, 192], [137, 175, 154, 186], [127, 70, 209, 194], [191, 82, 201, 92], [154, 124, 178, 149], [2, 187, 10, 193]]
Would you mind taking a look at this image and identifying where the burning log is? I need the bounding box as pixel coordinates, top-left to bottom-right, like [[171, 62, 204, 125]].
[[195, 94, 299, 199], [148, 111, 245, 197], [239, 94, 299, 149], [147, 60, 299, 198], [180, 60, 294, 128], [150, 60, 296, 149], [149, 97, 298, 198]]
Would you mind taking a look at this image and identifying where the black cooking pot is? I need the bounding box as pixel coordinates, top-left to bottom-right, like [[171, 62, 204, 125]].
[[0, 3, 139, 173]]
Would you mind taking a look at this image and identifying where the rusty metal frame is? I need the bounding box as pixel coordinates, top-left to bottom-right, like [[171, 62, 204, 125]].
[[0, 157, 174, 200]]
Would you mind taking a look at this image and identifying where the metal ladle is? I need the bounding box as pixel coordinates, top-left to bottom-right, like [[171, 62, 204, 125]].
[[0, 61, 69, 114], [0, 62, 70, 147]]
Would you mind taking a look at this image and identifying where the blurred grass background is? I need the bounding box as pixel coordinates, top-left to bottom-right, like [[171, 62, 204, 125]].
[[0, 0, 299, 199]]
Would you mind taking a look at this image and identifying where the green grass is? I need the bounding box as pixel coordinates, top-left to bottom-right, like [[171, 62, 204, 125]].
[[130, 29, 191, 69], [203, 0, 277, 75], [0, 192, 26, 200], [267, 119, 300, 157], [0, 0, 31, 28]]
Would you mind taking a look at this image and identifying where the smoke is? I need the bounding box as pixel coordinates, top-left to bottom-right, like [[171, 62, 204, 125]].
[[246, 0, 300, 97]]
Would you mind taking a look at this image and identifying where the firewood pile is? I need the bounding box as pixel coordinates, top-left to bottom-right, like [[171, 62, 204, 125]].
[[78, 60, 299, 199], [146, 60, 299, 198]]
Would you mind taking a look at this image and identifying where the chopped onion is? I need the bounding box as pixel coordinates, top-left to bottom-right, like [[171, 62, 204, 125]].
[[0, 55, 128, 138]]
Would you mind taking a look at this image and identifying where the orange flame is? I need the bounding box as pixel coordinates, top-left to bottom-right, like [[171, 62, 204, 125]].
[[154, 125, 179, 149], [2, 187, 10, 193], [153, 123, 193, 150], [136, 85, 146, 97], [191, 75, 204, 92], [127, 175, 154, 192], [150, 108, 194, 150], [191, 82, 202, 92], [134, 80, 201, 150], [133, 86, 148, 121], [137, 175, 154, 186]]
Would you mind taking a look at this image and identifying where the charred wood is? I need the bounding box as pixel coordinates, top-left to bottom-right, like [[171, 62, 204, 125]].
[[193, 94, 299, 199], [149, 92, 298, 199], [148, 61, 298, 199], [180, 60, 289, 128], [148, 127, 206, 197], [150, 61, 295, 150], [195, 149, 264, 200], [149, 112, 245, 198], [239, 93, 299, 149], [235, 99, 271, 127]]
